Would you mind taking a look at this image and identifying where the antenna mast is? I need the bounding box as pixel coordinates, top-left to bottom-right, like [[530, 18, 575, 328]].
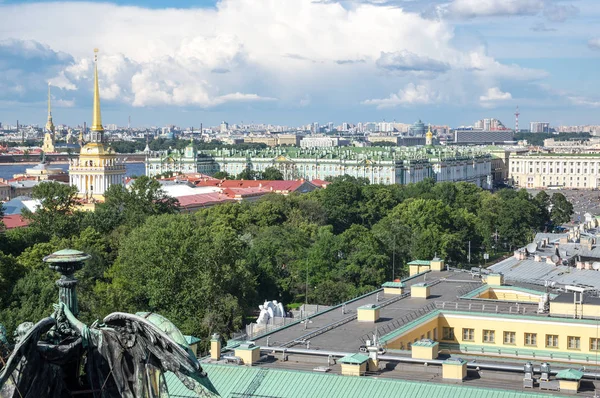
[[514, 106, 520, 133]]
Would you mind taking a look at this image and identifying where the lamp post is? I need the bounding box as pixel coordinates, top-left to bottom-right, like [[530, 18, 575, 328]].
[[43, 249, 91, 317]]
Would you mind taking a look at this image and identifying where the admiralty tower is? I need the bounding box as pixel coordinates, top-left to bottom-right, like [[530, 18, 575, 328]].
[[69, 49, 126, 201]]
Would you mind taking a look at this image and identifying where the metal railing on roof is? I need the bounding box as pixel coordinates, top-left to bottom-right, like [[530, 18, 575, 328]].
[[359, 303, 437, 344], [433, 300, 536, 315]]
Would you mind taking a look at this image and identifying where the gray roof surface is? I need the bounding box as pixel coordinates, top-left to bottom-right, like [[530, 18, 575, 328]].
[[490, 257, 600, 288]]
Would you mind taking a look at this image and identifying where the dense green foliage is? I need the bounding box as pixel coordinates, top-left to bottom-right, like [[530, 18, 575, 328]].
[[0, 177, 569, 346]]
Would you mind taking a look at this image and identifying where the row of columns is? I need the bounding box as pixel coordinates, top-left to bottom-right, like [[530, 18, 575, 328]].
[[70, 173, 124, 195]]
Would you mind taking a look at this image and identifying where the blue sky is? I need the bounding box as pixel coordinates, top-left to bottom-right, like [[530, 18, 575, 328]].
[[0, 0, 599, 128]]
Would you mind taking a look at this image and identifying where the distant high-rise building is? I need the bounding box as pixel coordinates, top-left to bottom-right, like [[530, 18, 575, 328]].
[[409, 120, 426, 136], [530, 122, 550, 133], [220, 121, 229, 133]]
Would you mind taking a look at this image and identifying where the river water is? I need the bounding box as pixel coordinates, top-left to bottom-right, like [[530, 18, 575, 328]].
[[0, 162, 146, 180]]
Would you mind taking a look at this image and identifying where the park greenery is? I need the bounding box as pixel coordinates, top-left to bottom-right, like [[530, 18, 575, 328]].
[[0, 177, 573, 349]]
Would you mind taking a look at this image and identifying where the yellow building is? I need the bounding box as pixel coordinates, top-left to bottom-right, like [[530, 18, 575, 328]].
[[425, 125, 433, 146], [382, 308, 600, 364], [42, 83, 55, 154], [68, 49, 126, 201]]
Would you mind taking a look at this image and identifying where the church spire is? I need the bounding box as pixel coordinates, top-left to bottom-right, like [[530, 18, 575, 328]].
[[91, 49, 103, 134], [45, 83, 55, 133]]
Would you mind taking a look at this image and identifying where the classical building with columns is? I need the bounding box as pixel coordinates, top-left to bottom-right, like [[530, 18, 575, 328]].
[[69, 49, 126, 201]]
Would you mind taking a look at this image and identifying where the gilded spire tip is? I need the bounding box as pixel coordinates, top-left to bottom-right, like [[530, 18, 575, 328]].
[[91, 48, 103, 134]]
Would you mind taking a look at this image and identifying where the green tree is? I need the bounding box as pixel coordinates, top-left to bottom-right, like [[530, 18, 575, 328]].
[[99, 214, 254, 338], [551, 193, 574, 225], [95, 176, 180, 229], [261, 167, 284, 180], [22, 181, 81, 238], [213, 171, 230, 180], [236, 168, 258, 180]]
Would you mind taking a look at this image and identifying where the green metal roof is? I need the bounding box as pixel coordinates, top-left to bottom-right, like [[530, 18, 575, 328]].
[[184, 335, 201, 345], [408, 260, 431, 266], [382, 281, 406, 288], [165, 363, 568, 397], [339, 353, 370, 364], [555, 369, 583, 380], [412, 339, 438, 347], [460, 285, 558, 300]]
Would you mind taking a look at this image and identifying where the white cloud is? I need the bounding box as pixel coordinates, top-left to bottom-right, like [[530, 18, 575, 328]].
[[480, 87, 512, 102], [362, 83, 441, 108], [442, 0, 543, 19], [568, 96, 600, 108], [588, 38, 600, 50], [376, 51, 450, 73], [543, 4, 579, 23], [0, 0, 548, 110]]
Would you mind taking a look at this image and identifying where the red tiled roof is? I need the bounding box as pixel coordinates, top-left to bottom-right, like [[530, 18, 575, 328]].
[[177, 193, 236, 208], [311, 179, 331, 187], [3, 214, 29, 229]]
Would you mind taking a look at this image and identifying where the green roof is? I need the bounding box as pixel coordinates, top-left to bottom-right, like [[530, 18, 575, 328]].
[[555, 369, 583, 380], [165, 363, 565, 397], [382, 281, 406, 288], [408, 260, 431, 266], [460, 285, 558, 301], [339, 353, 370, 364], [412, 339, 438, 347], [184, 335, 201, 345]]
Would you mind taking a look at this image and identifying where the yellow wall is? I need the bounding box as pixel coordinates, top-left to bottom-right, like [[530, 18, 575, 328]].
[[431, 260, 444, 271], [386, 311, 600, 360], [387, 316, 439, 350], [442, 361, 467, 380], [357, 308, 380, 322], [412, 344, 439, 360], [383, 287, 404, 295], [235, 346, 260, 365], [409, 265, 430, 276], [210, 339, 221, 360], [550, 301, 600, 318], [478, 288, 541, 303], [341, 362, 367, 376], [411, 285, 430, 298], [558, 380, 579, 392], [486, 274, 504, 286]]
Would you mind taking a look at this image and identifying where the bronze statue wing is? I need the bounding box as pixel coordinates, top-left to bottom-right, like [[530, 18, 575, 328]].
[[102, 312, 219, 397], [0, 317, 55, 387]]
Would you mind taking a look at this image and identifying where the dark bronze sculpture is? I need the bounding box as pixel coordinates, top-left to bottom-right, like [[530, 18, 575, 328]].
[[0, 249, 218, 397]]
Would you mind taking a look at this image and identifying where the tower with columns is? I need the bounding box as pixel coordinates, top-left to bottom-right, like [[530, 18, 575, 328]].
[[69, 49, 126, 201]]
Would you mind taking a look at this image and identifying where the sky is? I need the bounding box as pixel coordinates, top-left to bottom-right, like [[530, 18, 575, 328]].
[[0, 0, 599, 128]]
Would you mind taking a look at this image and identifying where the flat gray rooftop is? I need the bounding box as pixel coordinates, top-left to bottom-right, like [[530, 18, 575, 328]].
[[252, 271, 538, 353]]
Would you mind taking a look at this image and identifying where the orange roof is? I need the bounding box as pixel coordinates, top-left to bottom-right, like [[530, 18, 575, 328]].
[[3, 214, 29, 229], [177, 193, 235, 208], [311, 179, 331, 188]]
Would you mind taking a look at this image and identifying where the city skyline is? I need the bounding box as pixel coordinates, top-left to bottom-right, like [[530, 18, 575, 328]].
[[1, 0, 599, 127]]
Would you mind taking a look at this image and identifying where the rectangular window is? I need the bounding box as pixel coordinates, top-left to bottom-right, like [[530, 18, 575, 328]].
[[504, 331, 516, 345], [546, 335, 559, 348], [591, 338, 600, 351], [443, 327, 455, 340], [568, 336, 580, 350], [462, 328, 474, 342], [483, 330, 495, 343], [525, 333, 537, 346]]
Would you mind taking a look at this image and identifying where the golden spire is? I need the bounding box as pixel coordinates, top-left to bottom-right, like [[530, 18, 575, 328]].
[[91, 48, 103, 133], [45, 83, 55, 133], [426, 123, 433, 137]]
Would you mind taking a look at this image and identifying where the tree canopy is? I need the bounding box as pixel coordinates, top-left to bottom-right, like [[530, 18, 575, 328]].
[[0, 176, 567, 347]]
